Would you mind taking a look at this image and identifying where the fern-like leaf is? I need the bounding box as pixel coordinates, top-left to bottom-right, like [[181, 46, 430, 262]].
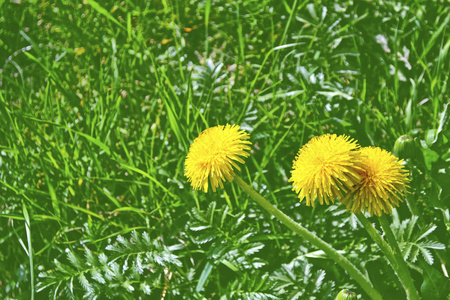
[[390, 212, 445, 265], [37, 231, 183, 299]]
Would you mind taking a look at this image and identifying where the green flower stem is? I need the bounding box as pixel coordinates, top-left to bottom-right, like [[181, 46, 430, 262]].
[[356, 213, 397, 262], [233, 175, 382, 300], [379, 215, 420, 300], [356, 214, 411, 297]]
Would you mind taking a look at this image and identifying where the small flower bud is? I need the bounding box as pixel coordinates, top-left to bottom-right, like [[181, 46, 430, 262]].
[[393, 135, 417, 160], [335, 289, 357, 300]]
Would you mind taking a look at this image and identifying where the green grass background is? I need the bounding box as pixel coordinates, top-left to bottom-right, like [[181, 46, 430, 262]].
[[1, 0, 449, 299]]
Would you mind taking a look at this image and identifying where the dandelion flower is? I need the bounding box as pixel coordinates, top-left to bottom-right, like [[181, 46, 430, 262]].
[[289, 134, 363, 207], [341, 147, 410, 216], [185, 124, 251, 193]]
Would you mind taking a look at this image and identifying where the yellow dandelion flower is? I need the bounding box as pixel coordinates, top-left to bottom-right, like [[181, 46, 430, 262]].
[[185, 124, 251, 193], [289, 134, 363, 207], [341, 147, 410, 216]]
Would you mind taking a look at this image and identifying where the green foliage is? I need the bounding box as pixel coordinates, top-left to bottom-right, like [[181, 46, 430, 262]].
[[0, 0, 448, 299], [188, 202, 268, 296], [270, 257, 335, 300], [189, 202, 266, 271], [37, 231, 182, 299], [390, 211, 445, 265], [419, 260, 450, 300], [219, 271, 277, 300]]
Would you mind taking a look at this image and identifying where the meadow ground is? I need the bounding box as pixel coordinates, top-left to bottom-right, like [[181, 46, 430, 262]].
[[0, 0, 449, 299]]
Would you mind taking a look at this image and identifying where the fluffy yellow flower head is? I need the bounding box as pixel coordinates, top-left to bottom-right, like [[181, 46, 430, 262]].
[[341, 147, 410, 216], [289, 134, 363, 207], [185, 124, 251, 193]]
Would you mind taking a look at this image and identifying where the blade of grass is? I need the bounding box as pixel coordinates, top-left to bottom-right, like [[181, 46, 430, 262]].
[[41, 160, 61, 219], [420, 9, 450, 60], [116, 161, 179, 201], [236, 42, 304, 124], [204, 0, 212, 56], [23, 202, 35, 300], [85, 0, 126, 30]]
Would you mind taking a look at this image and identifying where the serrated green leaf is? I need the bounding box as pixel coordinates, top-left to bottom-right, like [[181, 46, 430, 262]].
[[417, 245, 434, 265], [244, 243, 265, 256], [416, 224, 437, 242], [78, 273, 93, 294], [405, 216, 418, 241], [67, 251, 83, 271], [90, 269, 105, 284], [190, 225, 210, 231]]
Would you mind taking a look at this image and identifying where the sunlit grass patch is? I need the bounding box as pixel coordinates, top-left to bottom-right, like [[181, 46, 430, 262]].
[[0, 0, 449, 299]]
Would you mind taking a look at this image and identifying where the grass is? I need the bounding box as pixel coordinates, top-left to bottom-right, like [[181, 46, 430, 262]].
[[0, 0, 449, 299]]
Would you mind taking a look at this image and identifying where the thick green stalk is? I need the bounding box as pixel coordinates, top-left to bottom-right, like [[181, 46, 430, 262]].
[[357, 214, 410, 297], [379, 215, 420, 300], [233, 175, 382, 300], [356, 214, 397, 264]]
